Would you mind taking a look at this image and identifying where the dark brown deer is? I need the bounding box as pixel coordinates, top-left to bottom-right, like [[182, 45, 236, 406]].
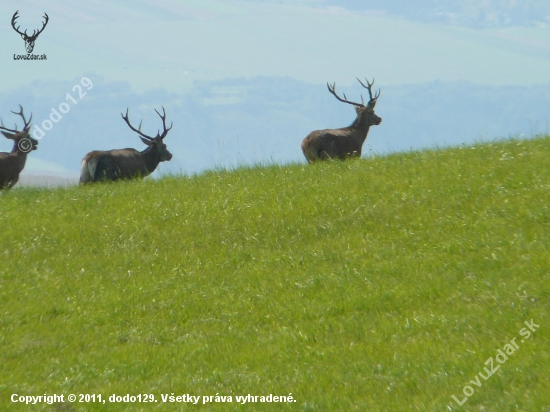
[[0, 105, 38, 190], [80, 107, 173, 184], [12, 11, 49, 54], [301, 78, 381, 162]]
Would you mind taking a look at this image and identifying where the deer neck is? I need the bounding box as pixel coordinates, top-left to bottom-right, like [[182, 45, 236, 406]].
[[11, 144, 29, 172], [349, 112, 372, 143], [141, 146, 161, 176]]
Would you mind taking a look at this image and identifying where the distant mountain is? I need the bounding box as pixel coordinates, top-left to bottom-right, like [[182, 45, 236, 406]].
[[2, 76, 549, 176], [16, 174, 79, 188]]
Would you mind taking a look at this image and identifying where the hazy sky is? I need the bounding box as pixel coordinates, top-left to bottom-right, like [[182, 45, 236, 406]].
[[1, 1, 550, 176], [2, 0, 550, 91]]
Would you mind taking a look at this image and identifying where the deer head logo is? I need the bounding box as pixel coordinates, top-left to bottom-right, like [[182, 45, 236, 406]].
[[11, 11, 49, 54]]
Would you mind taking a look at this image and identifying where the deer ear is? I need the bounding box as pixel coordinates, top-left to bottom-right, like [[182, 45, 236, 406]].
[[140, 136, 153, 146], [1, 131, 15, 140]]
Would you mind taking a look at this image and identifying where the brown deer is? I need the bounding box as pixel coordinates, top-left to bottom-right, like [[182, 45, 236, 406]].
[[301, 78, 381, 162], [0, 105, 38, 190], [80, 107, 173, 184], [12, 11, 49, 54]]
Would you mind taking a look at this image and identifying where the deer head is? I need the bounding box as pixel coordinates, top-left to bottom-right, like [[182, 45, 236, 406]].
[[0, 105, 38, 153], [121, 106, 173, 162], [327, 77, 382, 128], [12, 11, 49, 54]]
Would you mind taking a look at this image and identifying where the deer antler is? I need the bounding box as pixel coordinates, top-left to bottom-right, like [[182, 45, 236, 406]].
[[356, 77, 380, 105], [11, 11, 26, 37], [153, 106, 173, 140], [0, 105, 32, 133], [122, 109, 153, 141], [121, 106, 173, 141], [29, 13, 49, 40], [327, 82, 364, 107], [11, 11, 49, 40]]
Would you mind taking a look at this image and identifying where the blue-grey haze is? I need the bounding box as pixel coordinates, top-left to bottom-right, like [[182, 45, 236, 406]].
[[1, 0, 549, 177], [250, 0, 550, 27], [1, 76, 548, 175]]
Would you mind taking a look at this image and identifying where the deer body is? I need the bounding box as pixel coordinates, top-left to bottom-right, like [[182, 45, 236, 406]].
[[80, 147, 168, 183], [302, 78, 381, 163], [80, 107, 173, 184], [0, 106, 38, 190]]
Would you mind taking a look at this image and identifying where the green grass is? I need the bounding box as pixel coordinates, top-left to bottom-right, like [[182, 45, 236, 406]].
[[1, 137, 549, 411]]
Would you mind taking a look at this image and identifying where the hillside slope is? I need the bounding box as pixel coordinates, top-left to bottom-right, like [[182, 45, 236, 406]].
[[1, 137, 549, 411]]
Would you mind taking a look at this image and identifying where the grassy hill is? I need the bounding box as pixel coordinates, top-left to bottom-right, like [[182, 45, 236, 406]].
[[1, 137, 549, 411]]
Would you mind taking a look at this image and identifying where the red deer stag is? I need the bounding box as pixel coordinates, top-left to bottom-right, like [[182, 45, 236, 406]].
[[301, 78, 381, 162], [80, 107, 173, 184], [0, 105, 38, 190]]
